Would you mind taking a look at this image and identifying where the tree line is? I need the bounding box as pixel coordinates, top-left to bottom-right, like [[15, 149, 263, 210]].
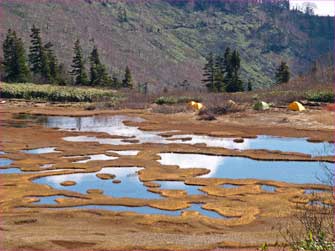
[[2, 25, 133, 89], [202, 48, 290, 92]]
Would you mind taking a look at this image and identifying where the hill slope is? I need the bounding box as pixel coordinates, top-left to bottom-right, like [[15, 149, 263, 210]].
[[0, 0, 333, 90]]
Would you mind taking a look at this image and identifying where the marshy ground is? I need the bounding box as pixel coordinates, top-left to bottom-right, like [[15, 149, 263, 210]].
[[0, 100, 334, 250]]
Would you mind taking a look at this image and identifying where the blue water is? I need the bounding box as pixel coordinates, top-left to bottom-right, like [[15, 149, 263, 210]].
[[169, 135, 334, 157], [158, 153, 333, 184], [261, 185, 276, 192], [40, 115, 334, 156], [33, 167, 161, 199], [32, 202, 227, 218], [0, 167, 21, 174], [0, 151, 5, 154], [0, 158, 12, 167], [155, 181, 204, 195], [304, 189, 329, 194], [23, 147, 59, 154], [32, 195, 67, 204]]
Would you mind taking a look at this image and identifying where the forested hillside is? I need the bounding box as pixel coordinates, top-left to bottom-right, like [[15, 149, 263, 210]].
[[0, 0, 333, 90]]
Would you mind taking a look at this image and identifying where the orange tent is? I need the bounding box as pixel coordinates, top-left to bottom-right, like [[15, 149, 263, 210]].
[[188, 101, 204, 111], [288, 101, 305, 111]]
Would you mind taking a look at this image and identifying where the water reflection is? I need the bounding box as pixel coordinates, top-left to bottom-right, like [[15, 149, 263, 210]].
[[23, 147, 60, 154], [304, 189, 329, 194], [0, 158, 13, 166], [158, 153, 332, 184], [32, 202, 227, 218], [169, 135, 334, 156], [261, 185, 276, 192], [0, 167, 21, 174], [42, 115, 334, 156], [34, 167, 161, 199], [32, 195, 67, 204], [108, 150, 140, 156], [156, 181, 204, 195], [74, 154, 118, 163], [222, 184, 240, 189]]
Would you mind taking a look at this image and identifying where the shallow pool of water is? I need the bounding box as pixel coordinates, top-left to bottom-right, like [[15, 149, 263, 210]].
[[221, 184, 240, 189], [169, 135, 334, 156], [45, 115, 172, 145], [0, 158, 13, 167], [32, 195, 67, 204], [108, 150, 140, 156], [40, 115, 334, 156], [158, 153, 332, 184], [31, 202, 226, 218], [304, 189, 329, 194], [155, 181, 204, 195], [0, 167, 22, 174], [73, 154, 118, 163], [261, 185, 276, 192], [33, 167, 161, 199], [23, 147, 60, 154]]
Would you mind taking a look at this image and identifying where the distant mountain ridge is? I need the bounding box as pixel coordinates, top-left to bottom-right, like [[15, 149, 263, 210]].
[[0, 0, 333, 90]]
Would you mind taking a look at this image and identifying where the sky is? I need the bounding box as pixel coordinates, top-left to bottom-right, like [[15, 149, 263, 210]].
[[290, 0, 334, 16]]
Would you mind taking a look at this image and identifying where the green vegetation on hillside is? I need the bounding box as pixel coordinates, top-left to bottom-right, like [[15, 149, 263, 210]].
[[0, 0, 333, 89], [2, 25, 134, 89]]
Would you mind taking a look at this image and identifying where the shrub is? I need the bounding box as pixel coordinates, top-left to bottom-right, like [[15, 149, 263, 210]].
[[155, 96, 201, 105], [0, 82, 123, 103], [306, 91, 334, 103]]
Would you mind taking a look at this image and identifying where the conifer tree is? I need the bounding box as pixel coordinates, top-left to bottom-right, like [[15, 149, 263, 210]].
[[44, 42, 59, 82], [214, 55, 225, 92], [275, 61, 290, 84], [70, 39, 88, 85], [2, 29, 30, 82], [223, 48, 233, 90], [3, 29, 16, 81], [226, 50, 243, 92], [202, 52, 216, 92], [28, 25, 51, 81], [89, 45, 111, 86], [122, 66, 133, 88], [247, 80, 252, 91]]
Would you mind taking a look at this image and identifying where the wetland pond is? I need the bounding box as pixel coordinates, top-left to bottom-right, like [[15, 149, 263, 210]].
[[11, 114, 334, 216], [38, 115, 335, 156]]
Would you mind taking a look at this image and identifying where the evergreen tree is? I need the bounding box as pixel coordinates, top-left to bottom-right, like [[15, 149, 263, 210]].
[[44, 42, 59, 82], [28, 25, 51, 81], [214, 55, 225, 92], [28, 25, 42, 74], [275, 61, 290, 84], [89, 45, 111, 86], [70, 39, 88, 85], [247, 80, 252, 91], [2, 29, 30, 82], [3, 29, 16, 81], [202, 52, 216, 92], [226, 50, 243, 92], [223, 47, 233, 90], [122, 66, 133, 88]]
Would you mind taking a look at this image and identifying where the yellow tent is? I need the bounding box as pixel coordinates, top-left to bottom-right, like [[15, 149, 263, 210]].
[[288, 101, 305, 111], [188, 101, 204, 111]]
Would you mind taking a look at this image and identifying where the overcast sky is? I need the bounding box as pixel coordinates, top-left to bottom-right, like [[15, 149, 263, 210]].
[[290, 0, 334, 16]]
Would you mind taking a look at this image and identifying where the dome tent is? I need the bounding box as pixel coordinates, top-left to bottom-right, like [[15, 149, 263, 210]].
[[288, 101, 306, 111], [253, 101, 270, 111]]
